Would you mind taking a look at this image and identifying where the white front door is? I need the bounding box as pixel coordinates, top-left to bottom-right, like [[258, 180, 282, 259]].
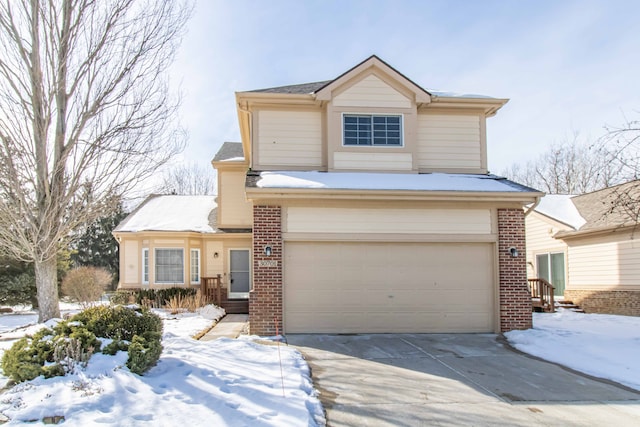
[[229, 249, 250, 299]]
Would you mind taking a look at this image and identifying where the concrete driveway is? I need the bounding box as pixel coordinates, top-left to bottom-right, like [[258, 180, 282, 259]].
[[287, 334, 640, 426]]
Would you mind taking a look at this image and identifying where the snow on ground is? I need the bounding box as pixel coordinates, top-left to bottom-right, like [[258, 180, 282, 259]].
[[0, 305, 324, 426], [505, 310, 640, 391]]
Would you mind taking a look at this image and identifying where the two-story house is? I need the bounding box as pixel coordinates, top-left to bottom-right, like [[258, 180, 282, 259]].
[[114, 56, 542, 335]]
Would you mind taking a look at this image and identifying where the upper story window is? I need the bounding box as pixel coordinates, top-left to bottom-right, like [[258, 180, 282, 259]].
[[343, 114, 403, 146]]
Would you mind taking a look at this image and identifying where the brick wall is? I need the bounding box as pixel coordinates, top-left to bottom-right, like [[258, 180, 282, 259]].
[[249, 205, 283, 336], [498, 208, 532, 331], [564, 289, 640, 316]]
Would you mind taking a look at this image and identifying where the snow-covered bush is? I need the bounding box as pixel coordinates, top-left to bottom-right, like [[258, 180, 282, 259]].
[[1, 305, 163, 382], [1, 325, 100, 383]]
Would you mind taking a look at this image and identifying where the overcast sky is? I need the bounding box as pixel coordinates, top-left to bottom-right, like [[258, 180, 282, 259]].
[[168, 0, 640, 175]]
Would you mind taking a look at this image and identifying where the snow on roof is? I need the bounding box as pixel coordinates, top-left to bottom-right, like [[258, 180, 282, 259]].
[[115, 195, 217, 233], [533, 194, 586, 230], [255, 171, 536, 193], [220, 156, 245, 162], [427, 89, 496, 99]]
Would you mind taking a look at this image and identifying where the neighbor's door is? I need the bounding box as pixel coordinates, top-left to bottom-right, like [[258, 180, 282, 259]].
[[536, 252, 565, 296], [229, 249, 250, 299]]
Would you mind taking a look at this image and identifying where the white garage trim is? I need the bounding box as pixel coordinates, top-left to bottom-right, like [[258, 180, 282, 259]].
[[284, 241, 495, 334]]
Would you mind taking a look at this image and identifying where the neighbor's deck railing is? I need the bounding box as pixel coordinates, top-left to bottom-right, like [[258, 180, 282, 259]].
[[528, 278, 555, 312]]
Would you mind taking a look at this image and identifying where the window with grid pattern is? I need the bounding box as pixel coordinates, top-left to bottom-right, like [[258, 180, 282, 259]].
[[155, 248, 184, 283], [343, 114, 402, 146], [142, 248, 149, 284], [190, 249, 200, 284]]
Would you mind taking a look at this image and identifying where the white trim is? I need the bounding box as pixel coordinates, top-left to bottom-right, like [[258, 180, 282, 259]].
[[190, 248, 201, 285], [341, 113, 404, 147]]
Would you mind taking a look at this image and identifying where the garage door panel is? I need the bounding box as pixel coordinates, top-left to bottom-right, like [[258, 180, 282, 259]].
[[284, 242, 495, 333]]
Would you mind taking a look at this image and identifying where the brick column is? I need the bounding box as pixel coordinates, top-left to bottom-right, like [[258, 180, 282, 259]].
[[249, 205, 283, 336], [498, 208, 532, 331]]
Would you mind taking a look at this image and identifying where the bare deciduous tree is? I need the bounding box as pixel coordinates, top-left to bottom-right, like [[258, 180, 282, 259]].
[[159, 161, 217, 195], [500, 135, 624, 194], [0, 0, 191, 321], [598, 116, 640, 228]]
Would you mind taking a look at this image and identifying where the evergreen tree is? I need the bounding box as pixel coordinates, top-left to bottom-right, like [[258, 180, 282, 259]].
[[71, 205, 128, 286]]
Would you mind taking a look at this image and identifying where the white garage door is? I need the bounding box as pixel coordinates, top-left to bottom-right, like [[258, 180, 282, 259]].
[[284, 242, 495, 333]]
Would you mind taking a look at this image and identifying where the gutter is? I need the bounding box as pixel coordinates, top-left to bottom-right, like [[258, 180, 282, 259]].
[[523, 195, 543, 217]]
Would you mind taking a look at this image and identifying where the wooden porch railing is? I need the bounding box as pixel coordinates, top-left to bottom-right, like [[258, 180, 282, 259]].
[[528, 278, 555, 312], [201, 274, 223, 306]]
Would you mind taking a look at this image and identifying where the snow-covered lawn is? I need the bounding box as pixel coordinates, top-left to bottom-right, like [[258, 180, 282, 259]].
[[0, 305, 324, 426], [505, 310, 640, 391]]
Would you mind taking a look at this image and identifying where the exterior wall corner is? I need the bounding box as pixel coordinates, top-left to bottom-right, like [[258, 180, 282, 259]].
[[498, 208, 532, 331], [249, 205, 283, 335]]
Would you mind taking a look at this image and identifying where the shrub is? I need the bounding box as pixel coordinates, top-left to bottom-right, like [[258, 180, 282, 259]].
[[71, 305, 162, 341], [62, 267, 112, 306], [1, 338, 45, 382], [1, 325, 98, 382], [126, 332, 163, 375], [1, 305, 163, 382], [109, 291, 135, 305]]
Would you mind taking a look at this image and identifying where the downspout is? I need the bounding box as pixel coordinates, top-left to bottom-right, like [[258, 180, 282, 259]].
[[524, 195, 542, 217]]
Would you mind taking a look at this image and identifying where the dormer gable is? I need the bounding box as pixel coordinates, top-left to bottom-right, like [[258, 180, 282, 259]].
[[315, 55, 431, 106]]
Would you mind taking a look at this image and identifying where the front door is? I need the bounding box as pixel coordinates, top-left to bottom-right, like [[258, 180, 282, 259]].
[[229, 249, 250, 299]]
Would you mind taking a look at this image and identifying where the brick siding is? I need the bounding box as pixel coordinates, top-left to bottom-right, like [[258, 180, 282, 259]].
[[564, 289, 640, 316], [250, 205, 533, 335], [249, 205, 283, 336], [498, 208, 532, 331]]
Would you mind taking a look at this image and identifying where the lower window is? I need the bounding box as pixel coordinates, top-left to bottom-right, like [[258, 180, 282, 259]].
[[155, 248, 184, 284]]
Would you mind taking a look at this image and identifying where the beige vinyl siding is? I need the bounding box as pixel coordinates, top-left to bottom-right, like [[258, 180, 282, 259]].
[[123, 240, 139, 284], [257, 110, 322, 167], [567, 233, 640, 290], [205, 241, 224, 277], [417, 114, 481, 170], [218, 170, 252, 227], [333, 152, 413, 171], [286, 207, 491, 234], [333, 74, 411, 108], [525, 213, 569, 278]]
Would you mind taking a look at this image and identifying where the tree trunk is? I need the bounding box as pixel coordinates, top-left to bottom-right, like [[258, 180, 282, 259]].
[[34, 257, 60, 322]]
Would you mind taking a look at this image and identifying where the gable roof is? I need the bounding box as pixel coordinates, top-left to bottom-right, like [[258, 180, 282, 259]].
[[534, 180, 640, 237], [114, 195, 217, 233], [247, 81, 331, 95], [533, 195, 586, 230], [213, 142, 244, 162], [240, 55, 501, 102]]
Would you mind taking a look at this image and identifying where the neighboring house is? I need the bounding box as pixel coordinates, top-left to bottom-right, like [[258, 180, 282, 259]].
[[525, 181, 640, 316], [115, 55, 543, 335]]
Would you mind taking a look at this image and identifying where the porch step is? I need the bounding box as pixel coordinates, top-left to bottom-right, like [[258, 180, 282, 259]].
[[556, 300, 585, 313], [220, 299, 249, 314]]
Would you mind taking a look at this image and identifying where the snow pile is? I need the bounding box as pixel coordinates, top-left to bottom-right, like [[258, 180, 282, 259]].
[[198, 304, 226, 320], [0, 309, 324, 426], [505, 310, 640, 391]]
